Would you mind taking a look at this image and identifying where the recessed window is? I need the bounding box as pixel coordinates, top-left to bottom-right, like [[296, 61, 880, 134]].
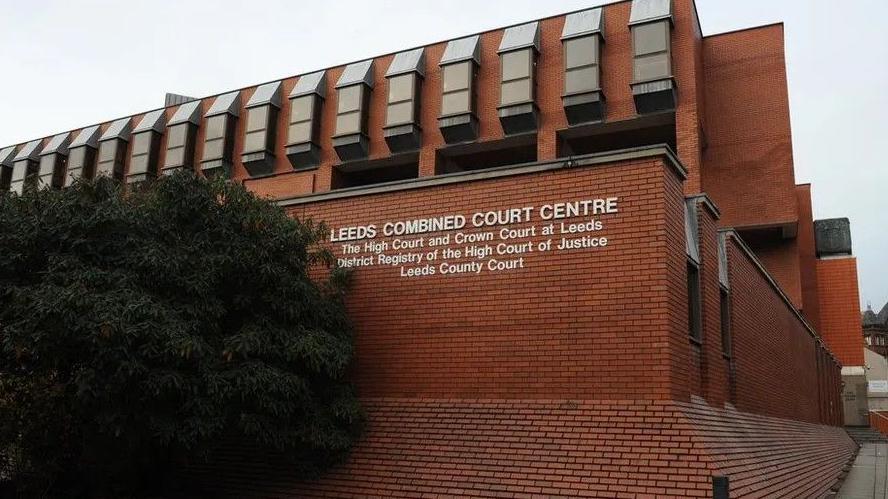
[[335, 85, 364, 136], [200, 91, 240, 178], [288, 96, 315, 144], [163, 100, 201, 173], [629, 0, 675, 113], [441, 62, 473, 116], [37, 132, 71, 189], [720, 287, 732, 356], [688, 259, 702, 343], [497, 22, 539, 135], [500, 49, 534, 106], [65, 126, 101, 186], [241, 82, 282, 177]]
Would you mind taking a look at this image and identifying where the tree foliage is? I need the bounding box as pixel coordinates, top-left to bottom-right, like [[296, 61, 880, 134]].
[[0, 173, 362, 497]]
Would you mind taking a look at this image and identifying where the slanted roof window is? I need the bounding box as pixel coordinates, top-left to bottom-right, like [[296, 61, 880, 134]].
[[439, 35, 480, 144], [11, 139, 43, 195], [333, 60, 374, 162], [242, 82, 282, 177], [0, 146, 16, 191], [201, 91, 240, 178], [38, 132, 71, 189], [128, 110, 166, 183], [164, 100, 201, 173], [286, 70, 326, 170], [66, 125, 101, 186], [384, 48, 424, 153], [629, 0, 675, 113], [561, 8, 606, 125], [97, 118, 132, 181], [497, 22, 539, 135]]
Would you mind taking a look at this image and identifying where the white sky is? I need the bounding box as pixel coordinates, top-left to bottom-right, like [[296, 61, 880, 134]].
[[1, 0, 885, 310]]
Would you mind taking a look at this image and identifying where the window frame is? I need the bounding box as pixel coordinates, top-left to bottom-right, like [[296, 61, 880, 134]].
[[499, 47, 536, 107], [440, 61, 475, 118], [562, 34, 601, 95], [631, 19, 672, 84]]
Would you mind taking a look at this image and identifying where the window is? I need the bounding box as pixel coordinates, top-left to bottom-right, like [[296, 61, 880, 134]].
[[96, 140, 126, 180], [244, 105, 272, 153], [500, 49, 534, 106], [385, 74, 417, 127], [563, 35, 600, 94], [288, 95, 315, 144], [335, 85, 365, 136], [441, 61, 473, 116], [688, 259, 702, 343], [164, 123, 190, 169], [203, 115, 227, 161], [720, 287, 731, 356], [65, 146, 96, 186], [129, 132, 152, 175], [632, 20, 671, 82]]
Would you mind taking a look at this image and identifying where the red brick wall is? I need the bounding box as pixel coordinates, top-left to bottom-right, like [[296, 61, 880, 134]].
[[817, 257, 865, 366], [796, 184, 822, 329], [723, 234, 837, 424], [292, 156, 683, 400], [700, 25, 798, 230], [745, 236, 803, 308]]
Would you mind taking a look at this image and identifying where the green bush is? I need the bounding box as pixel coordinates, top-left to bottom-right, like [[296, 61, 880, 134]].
[[0, 173, 362, 497]]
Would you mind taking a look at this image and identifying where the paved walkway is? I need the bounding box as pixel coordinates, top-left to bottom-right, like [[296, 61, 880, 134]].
[[838, 443, 888, 498]]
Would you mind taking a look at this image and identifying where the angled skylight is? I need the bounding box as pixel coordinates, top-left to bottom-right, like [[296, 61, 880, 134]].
[[629, 0, 672, 25], [206, 91, 241, 117], [336, 60, 374, 88], [247, 81, 282, 109], [290, 70, 327, 98], [562, 8, 604, 39], [0, 146, 16, 167], [168, 100, 202, 126], [440, 35, 480, 65], [70, 125, 101, 149], [386, 48, 425, 77], [41, 132, 71, 156], [133, 110, 166, 134], [100, 118, 132, 142], [498, 21, 540, 53], [13, 139, 42, 162]]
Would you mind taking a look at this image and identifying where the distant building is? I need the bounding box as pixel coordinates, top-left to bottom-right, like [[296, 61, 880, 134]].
[[864, 303, 888, 357]]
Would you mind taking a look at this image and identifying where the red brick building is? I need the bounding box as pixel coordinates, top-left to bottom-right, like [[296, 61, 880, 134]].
[[0, 0, 866, 496]]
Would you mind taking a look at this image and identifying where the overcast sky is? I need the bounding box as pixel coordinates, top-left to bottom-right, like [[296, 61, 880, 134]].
[[0, 0, 885, 309]]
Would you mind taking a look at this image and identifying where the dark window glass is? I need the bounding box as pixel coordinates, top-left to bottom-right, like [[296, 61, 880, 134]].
[[688, 260, 702, 343], [720, 287, 732, 356]]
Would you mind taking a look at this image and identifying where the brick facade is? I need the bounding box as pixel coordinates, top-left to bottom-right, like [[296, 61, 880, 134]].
[[3, 0, 865, 495]]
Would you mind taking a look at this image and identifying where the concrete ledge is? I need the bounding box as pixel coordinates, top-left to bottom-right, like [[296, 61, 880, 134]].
[[278, 144, 686, 207]]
